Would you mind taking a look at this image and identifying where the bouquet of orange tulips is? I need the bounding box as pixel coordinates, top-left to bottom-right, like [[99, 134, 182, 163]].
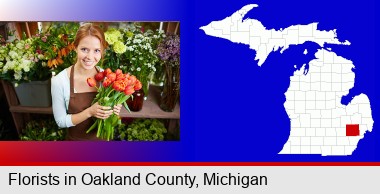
[[86, 68, 142, 141]]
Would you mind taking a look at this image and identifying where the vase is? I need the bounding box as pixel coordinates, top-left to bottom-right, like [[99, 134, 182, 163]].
[[126, 89, 144, 111], [160, 63, 180, 112], [6, 35, 16, 43], [130, 71, 151, 101], [13, 80, 52, 107]]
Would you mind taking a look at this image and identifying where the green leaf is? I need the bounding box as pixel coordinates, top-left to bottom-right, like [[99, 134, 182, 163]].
[[123, 102, 131, 113], [87, 120, 98, 133]]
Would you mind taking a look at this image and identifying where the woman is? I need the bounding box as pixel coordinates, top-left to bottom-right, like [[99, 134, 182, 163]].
[[51, 23, 122, 140]]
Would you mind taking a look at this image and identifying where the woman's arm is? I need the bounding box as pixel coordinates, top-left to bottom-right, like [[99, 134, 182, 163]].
[[51, 74, 74, 128], [51, 69, 115, 128]]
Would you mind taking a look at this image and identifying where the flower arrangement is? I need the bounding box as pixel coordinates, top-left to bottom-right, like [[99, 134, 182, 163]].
[[20, 118, 66, 141], [157, 34, 180, 66], [32, 22, 79, 75], [0, 23, 78, 85], [156, 34, 180, 112], [0, 38, 42, 84], [103, 24, 165, 96], [86, 68, 142, 141]]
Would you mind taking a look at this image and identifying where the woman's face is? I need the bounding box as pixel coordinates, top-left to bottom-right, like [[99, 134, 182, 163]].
[[76, 35, 102, 70]]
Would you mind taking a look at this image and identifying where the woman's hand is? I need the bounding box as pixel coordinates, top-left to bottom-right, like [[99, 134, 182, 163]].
[[88, 102, 113, 119], [113, 104, 122, 116]]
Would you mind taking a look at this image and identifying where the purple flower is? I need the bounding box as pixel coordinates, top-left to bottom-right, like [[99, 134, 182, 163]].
[[157, 34, 180, 65]]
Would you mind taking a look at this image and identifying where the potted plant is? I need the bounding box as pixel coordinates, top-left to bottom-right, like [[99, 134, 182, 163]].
[[156, 34, 180, 112], [0, 22, 78, 107], [6, 30, 16, 42], [19, 118, 66, 141]]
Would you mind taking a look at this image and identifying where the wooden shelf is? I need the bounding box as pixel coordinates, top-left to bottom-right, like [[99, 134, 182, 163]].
[[1, 80, 180, 134], [9, 106, 52, 114], [120, 85, 180, 119]]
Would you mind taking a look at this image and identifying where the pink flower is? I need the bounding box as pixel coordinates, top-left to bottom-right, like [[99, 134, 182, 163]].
[[41, 36, 47, 42]]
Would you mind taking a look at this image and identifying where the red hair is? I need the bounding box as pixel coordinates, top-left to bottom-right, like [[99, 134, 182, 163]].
[[73, 23, 108, 57]]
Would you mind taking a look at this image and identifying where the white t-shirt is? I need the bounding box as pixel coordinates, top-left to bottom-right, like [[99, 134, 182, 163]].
[[51, 68, 74, 128], [51, 67, 102, 128]]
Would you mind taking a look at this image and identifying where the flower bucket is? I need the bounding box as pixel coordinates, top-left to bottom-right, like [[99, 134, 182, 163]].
[[14, 80, 52, 107], [126, 89, 145, 112], [160, 64, 180, 112]]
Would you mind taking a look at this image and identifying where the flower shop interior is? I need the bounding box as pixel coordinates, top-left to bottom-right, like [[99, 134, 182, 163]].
[[0, 21, 180, 141]]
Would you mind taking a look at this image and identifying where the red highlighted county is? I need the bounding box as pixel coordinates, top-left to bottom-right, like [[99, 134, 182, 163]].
[[346, 124, 360, 136]]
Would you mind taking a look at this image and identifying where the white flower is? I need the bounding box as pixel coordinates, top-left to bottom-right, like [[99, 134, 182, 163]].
[[136, 67, 141, 71], [21, 59, 32, 72], [16, 42, 23, 50], [9, 51, 18, 59], [14, 72, 22, 80], [5, 61, 15, 70]]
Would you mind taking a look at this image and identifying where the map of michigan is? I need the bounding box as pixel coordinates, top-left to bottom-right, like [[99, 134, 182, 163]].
[[200, 4, 373, 156], [199, 4, 350, 66]]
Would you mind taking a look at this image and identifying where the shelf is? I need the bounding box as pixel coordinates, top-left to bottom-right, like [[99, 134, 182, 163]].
[[8, 85, 179, 119], [9, 106, 52, 114], [120, 85, 180, 119], [2, 79, 180, 134]]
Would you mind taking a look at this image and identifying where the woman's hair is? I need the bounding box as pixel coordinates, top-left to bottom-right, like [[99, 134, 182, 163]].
[[73, 23, 108, 57]]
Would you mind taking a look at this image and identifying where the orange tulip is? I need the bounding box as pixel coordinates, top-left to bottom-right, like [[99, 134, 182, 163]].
[[124, 85, 135, 95], [116, 73, 126, 81], [113, 80, 127, 92], [87, 77, 96, 87], [115, 69, 123, 75], [134, 80, 142, 90], [103, 79, 113, 87], [128, 75, 137, 85], [103, 68, 112, 77], [107, 73, 116, 82]]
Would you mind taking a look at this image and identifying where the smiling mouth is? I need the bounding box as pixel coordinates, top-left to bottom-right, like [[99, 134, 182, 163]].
[[84, 60, 94, 66]]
